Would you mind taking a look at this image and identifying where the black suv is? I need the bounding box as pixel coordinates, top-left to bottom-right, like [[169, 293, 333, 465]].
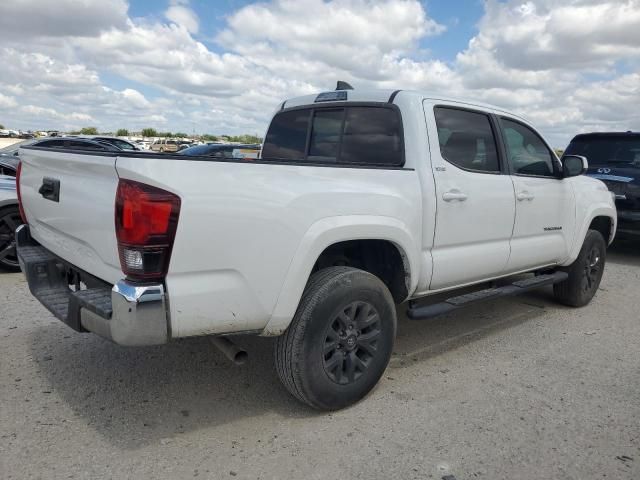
[[565, 132, 640, 237]]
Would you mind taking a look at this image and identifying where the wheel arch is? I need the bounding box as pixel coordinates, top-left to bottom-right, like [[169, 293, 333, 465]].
[[262, 215, 419, 336], [0, 198, 19, 210], [562, 207, 616, 267]]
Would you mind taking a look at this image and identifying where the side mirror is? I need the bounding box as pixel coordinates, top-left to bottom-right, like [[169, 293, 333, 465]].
[[561, 155, 588, 178]]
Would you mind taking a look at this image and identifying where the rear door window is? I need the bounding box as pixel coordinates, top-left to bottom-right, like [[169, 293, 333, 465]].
[[262, 105, 403, 166], [434, 107, 500, 173]]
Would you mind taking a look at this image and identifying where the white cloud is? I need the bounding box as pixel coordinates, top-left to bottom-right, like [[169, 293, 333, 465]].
[[165, 1, 199, 34], [0, 0, 638, 147], [0, 93, 18, 109], [458, 0, 640, 75], [21, 105, 94, 123], [0, 0, 128, 39]]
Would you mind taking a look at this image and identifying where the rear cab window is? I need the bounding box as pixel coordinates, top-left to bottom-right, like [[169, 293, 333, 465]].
[[262, 104, 404, 167]]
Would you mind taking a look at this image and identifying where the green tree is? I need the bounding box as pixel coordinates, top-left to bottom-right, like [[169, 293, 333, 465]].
[[200, 134, 219, 142], [174, 132, 188, 138], [0, 124, 4, 130], [141, 128, 157, 138], [116, 128, 129, 137], [80, 127, 98, 135]]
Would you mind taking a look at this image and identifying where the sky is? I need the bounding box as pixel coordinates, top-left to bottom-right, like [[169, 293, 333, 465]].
[[0, 0, 639, 148]]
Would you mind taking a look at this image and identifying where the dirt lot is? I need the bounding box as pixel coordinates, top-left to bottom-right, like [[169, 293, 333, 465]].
[[1, 242, 639, 480]]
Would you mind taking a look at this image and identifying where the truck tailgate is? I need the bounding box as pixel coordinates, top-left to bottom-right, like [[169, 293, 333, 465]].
[[19, 147, 123, 283]]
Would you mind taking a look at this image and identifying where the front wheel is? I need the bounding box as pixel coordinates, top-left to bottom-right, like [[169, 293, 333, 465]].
[[553, 229, 606, 307], [275, 267, 396, 410]]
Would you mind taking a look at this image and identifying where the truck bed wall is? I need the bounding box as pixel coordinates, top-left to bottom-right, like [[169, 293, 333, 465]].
[[115, 157, 423, 337]]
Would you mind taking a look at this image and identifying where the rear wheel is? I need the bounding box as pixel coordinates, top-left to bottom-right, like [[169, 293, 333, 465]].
[[0, 205, 21, 272], [553, 229, 606, 307], [275, 267, 396, 410]]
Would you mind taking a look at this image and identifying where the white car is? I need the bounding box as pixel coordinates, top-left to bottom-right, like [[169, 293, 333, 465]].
[[15, 87, 616, 409]]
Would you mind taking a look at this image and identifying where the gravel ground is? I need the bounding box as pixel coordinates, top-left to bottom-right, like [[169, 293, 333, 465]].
[[1, 242, 639, 480]]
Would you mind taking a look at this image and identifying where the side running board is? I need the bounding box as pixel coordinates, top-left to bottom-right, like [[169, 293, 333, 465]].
[[407, 271, 568, 320]]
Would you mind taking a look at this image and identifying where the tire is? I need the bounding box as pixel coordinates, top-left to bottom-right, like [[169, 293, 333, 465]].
[[553, 229, 606, 307], [275, 266, 397, 410], [0, 205, 21, 272]]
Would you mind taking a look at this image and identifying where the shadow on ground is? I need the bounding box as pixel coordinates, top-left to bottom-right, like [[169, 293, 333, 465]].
[[607, 238, 640, 267], [30, 285, 561, 450]]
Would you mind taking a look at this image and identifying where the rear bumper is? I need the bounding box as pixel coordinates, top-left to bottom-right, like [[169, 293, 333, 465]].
[[16, 225, 169, 346]]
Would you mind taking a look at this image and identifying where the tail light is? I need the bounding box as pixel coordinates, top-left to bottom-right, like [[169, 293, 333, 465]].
[[16, 161, 27, 224], [115, 179, 181, 281]]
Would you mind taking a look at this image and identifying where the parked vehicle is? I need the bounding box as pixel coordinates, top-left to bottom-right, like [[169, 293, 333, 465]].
[[15, 87, 616, 410], [565, 132, 639, 237], [30, 137, 121, 152], [150, 138, 180, 153], [0, 158, 17, 177], [83, 136, 140, 151], [0, 139, 38, 162], [0, 175, 19, 271], [178, 143, 260, 159], [134, 139, 151, 151]]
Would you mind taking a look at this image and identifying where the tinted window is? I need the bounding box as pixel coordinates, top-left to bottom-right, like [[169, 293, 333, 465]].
[[35, 140, 65, 148], [263, 106, 403, 166], [434, 107, 499, 173], [565, 135, 640, 167], [67, 140, 106, 151], [309, 109, 343, 161], [501, 119, 556, 177], [340, 107, 402, 165], [262, 109, 310, 160], [0, 164, 16, 176], [98, 138, 136, 150]]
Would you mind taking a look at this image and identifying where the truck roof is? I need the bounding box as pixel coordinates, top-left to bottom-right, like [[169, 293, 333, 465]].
[[282, 88, 528, 122]]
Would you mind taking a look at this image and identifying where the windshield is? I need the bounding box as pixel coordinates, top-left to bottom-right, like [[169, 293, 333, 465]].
[[565, 135, 640, 167]]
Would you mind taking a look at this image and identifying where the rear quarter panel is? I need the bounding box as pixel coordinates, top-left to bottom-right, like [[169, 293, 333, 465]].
[[115, 157, 422, 337]]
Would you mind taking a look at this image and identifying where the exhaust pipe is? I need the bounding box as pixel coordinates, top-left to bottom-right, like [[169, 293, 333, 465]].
[[210, 336, 248, 365]]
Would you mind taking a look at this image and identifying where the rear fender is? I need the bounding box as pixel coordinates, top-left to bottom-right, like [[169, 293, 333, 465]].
[[261, 215, 418, 336]]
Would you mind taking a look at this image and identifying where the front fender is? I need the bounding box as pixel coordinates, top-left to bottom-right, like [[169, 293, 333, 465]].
[[261, 215, 419, 336], [562, 178, 616, 266]]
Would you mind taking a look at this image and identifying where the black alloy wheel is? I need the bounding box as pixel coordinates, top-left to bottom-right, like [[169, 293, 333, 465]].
[[0, 206, 21, 271], [322, 301, 382, 385], [582, 246, 602, 294]]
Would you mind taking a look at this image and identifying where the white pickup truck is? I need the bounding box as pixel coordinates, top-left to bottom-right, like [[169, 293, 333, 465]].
[[16, 87, 616, 410]]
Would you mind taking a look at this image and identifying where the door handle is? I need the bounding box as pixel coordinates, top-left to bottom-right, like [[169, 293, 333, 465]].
[[442, 190, 468, 202], [516, 191, 534, 201]]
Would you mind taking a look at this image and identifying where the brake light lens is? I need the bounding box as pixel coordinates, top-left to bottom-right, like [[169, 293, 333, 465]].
[[115, 179, 181, 280], [15, 161, 27, 224]]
